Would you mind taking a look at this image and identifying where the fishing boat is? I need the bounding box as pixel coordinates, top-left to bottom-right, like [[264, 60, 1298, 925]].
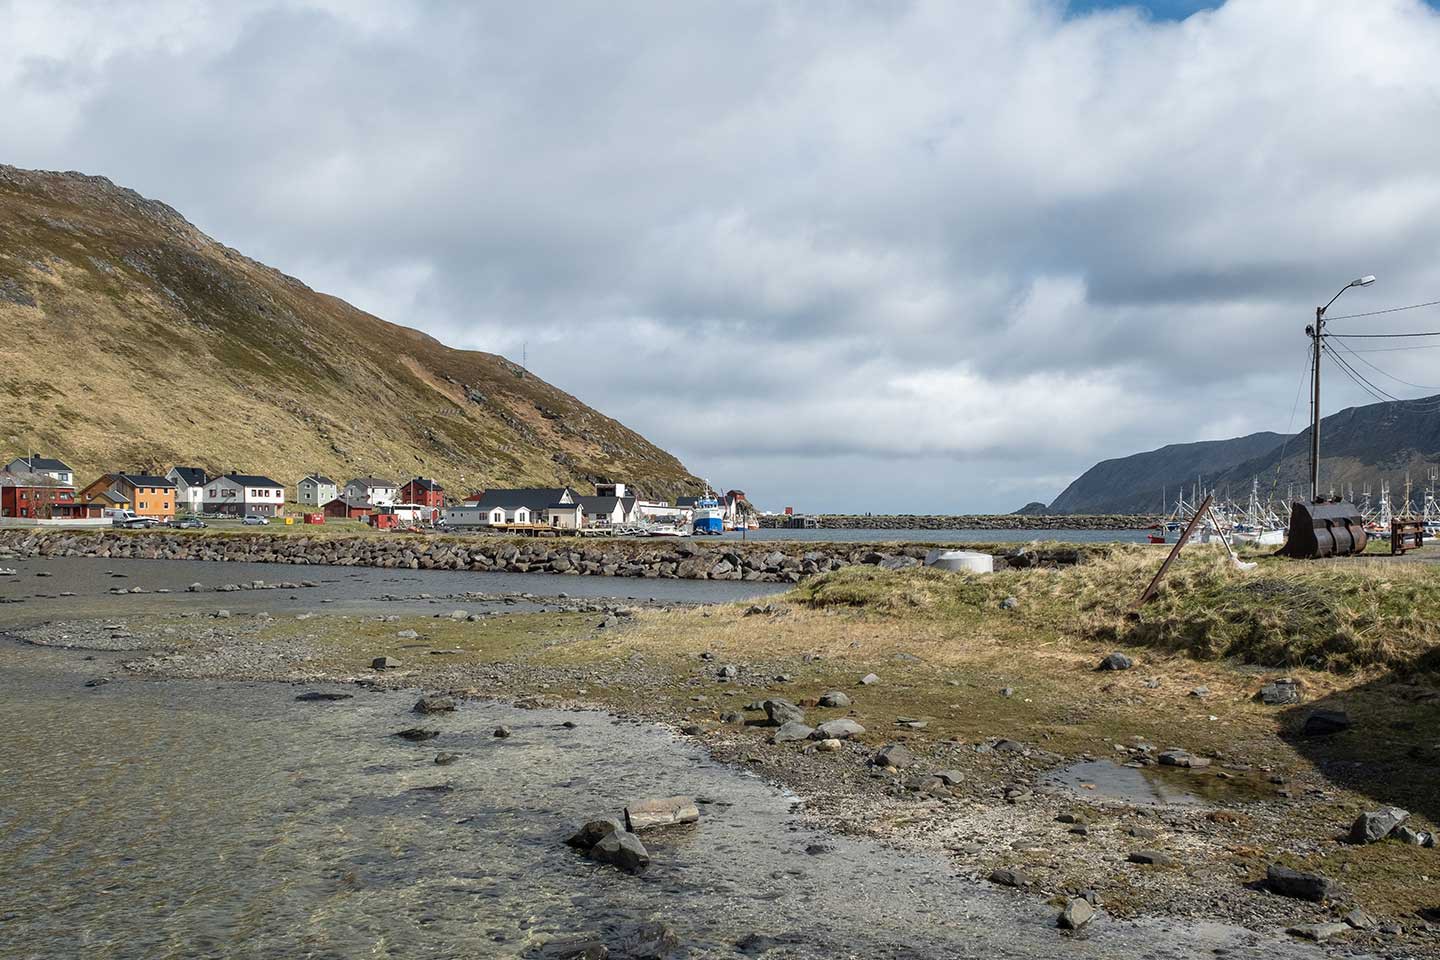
[[692, 496, 725, 535], [646, 523, 689, 538]]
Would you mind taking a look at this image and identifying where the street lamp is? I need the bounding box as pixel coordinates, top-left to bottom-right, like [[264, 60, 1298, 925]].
[[1306, 275, 1376, 502]]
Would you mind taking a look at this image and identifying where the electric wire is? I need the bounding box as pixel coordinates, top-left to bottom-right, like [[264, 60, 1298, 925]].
[[1329, 337, 1440, 393], [1324, 298, 1440, 322]]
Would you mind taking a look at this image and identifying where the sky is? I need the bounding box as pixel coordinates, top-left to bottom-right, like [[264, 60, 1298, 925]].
[[6, 0, 1440, 513]]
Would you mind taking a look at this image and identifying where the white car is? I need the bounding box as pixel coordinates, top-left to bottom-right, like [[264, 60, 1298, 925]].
[[242, 515, 270, 526]]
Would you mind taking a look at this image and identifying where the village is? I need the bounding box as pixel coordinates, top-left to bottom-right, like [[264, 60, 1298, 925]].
[[0, 455, 758, 537]]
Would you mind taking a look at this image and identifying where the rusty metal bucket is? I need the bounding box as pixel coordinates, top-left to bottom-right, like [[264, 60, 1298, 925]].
[[1277, 501, 1367, 559]]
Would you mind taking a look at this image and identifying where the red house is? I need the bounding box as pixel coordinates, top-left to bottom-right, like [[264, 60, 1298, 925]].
[[401, 477, 445, 508], [322, 496, 374, 520], [0, 481, 79, 518]]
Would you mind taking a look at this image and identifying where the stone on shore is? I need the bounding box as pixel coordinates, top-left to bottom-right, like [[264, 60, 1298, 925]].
[[812, 718, 865, 740], [987, 867, 1029, 888], [1301, 709, 1351, 737], [873, 744, 916, 769], [494, 725, 512, 738], [858, 673, 880, 686], [372, 656, 401, 670], [617, 921, 677, 959], [1059, 897, 1096, 930], [1266, 864, 1333, 902], [763, 698, 805, 726], [1127, 850, 1172, 866], [771, 721, 815, 743], [395, 727, 439, 742], [1158, 749, 1210, 769], [566, 816, 623, 849], [434, 752, 460, 765], [1257, 678, 1302, 705], [815, 738, 843, 752], [625, 796, 700, 831], [1097, 652, 1133, 671], [414, 695, 457, 714], [1287, 923, 1350, 942], [818, 691, 851, 708], [1350, 807, 1409, 844]]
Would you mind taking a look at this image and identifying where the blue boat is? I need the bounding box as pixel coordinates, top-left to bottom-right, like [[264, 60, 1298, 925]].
[[692, 497, 725, 535]]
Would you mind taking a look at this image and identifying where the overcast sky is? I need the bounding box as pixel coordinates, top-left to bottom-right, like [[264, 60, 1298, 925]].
[[7, 0, 1440, 512]]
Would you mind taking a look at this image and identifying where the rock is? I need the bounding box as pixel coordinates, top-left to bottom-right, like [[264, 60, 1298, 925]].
[[858, 673, 880, 686], [1127, 850, 1172, 866], [434, 752, 460, 766], [214, 609, 231, 619], [933, 769, 964, 785], [1000, 687, 1015, 698], [720, 712, 744, 724], [1158, 749, 1210, 769], [413, 695, 457, 714], [815, 738, 843, 752], [186, 582, 203, 592], [987, 867, 1028, 888], [1344, 908, 1375, 930], [588, 830, 650, 874], [1350, 806, 1409, 844], [771, 721, 815, 743], [395, 728, 439, 742], [616, 921, 677, 959], [1257, 678, 1303, 704], [1097, 652, 1133, 671], [1266, 863, 1333, 902], [371, 656, 401, 670], [538, 934, 609, 960], [1301, 709, 1351, 737], [625, 796, 700, 831], [448, 609, 468, 620], [873, 743, 916, 769], [812, 718, 865, 740], [1057, 812, 1089, 825], [1395, 826, 1429, 845], [1000, 596, 1018, 610], [1188, 686, 1210, 698], [818, 691, 851, 708], [1059, 897, 1095, 930], [1286, 923, 1350, 942], [295, 691, 352, 701], [493, 725, 512, 738], [716, 664, 738, 679], [396, 629, 419, 639], [763, 698, 805, 726], [84, 677, 111, 688], [566, 816, 623, 849]]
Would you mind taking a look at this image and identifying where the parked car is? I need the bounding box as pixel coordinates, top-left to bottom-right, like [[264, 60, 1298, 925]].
[[242, 515, 270, 526], [173, 517, 207, 529]]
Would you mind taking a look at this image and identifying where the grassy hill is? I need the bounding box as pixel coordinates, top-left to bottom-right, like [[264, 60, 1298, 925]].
[[0, 165, 703, 499]]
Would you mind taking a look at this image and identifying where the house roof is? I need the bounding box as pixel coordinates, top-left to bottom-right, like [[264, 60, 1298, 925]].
[[8, 456, 72, 473], [220, 473, 284, 488], [0, 470, 73, 489], [348, 476, 394, 488], [301, 474, 337, 485], [169, 466, 207, 486], [676, 496, 700, 507], [576, 495, 635, 515], [117, 474, 176, 488], [546, 502, 582, 511], [405, 477, 444, 492], [470, 487, 576, 512], [323, 496, 373, 510]]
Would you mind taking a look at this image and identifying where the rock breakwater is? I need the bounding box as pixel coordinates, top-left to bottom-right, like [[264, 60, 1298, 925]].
[[761, 514, 1156, 530], [0, 531, 1100, 583]]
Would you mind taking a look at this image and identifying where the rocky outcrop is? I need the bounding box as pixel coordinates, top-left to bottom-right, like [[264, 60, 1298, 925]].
[[0, 531, 1098, 583]]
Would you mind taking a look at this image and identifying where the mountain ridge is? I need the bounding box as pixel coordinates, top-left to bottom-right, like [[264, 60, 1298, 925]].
[[0, 164, 703, 499]]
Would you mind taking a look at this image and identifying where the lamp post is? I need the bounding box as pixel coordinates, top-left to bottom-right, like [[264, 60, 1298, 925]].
[[1307, 275, 1376, 502]]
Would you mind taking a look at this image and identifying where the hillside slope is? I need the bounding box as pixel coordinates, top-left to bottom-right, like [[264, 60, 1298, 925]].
[[1051, 395, 1440, 514], [1049, 431, 1290, 514], [0, 165, 703, 499]]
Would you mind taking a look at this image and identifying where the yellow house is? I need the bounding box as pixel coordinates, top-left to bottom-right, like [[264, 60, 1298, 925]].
[[79, 473, 176, 519]]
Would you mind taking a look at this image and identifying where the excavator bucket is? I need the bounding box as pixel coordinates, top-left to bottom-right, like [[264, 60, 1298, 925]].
[[1277, 501, 1367, 559]]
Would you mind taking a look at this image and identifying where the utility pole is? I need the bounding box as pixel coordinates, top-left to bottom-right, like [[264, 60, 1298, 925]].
[[1308, 276, 1375, 503]]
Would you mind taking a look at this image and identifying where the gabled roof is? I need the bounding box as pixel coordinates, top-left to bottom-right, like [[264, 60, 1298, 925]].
[[8, 456, 72, 473], [117, 473, 176, 488], [470, 487, 576, 512], [323, 496, 373, 510], [168, 466, 207, 486], [576, 495, 635, 515], [347, 476, 394, 488], [0, 470, 73, 489], [301, 474, 337, 485], [404, 476, 444, 492], [546, 501, 582, 511], [676, 496, 700, 507], [218, 473, 284, 488]]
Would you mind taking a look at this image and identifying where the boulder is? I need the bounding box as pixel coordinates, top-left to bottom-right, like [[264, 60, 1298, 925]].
[[566, 816, 623, 849], [1287, 923, 1350, 943], [413, 695, 456, 714], [1257, 678, 1302, 705], [371, 656, 401, 670], [873, 744, 916, 769], [395, 728, 439, 742], [494, 726, 512, 738], [434, 752, 460, 766], [625, 796, 700, 831], [1301, 709, 1351, 737], [1349, 807, 1409, 844], [1157, 749, 1210, 769], [396, 629, 419, 639], [858, 673, 880, 686], [716, 664, 738, 679], [763, 698, 805, 726], [1127, 850, 1172, 866], [1058, 897, 1095, 930], [588, 830, 650, 874], [812, 718, 865, 740], [987, 867, 1028, 888], [1266, 864, 1333, 902], [818, 691, 851, 708], [815, 738, 843, 752], [771, 721, 815, 743], [1097, 653, 1133, 671]]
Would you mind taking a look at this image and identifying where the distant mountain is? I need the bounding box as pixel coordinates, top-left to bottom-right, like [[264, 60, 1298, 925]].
[[1011, 501, 1050, 516], [0, 165, 703, 499], [1050, 396, 1440, 514]]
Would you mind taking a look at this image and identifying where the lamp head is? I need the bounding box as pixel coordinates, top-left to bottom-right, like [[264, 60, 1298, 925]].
[[1352, 275, 1377, 287]]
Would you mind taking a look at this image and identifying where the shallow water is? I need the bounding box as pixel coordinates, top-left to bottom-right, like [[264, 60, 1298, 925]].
[[0, 641, 1340, 960], [1044, 759, 1272, 808]]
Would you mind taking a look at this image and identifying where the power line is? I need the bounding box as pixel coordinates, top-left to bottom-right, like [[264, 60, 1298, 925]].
[[1324, 298, 1440, 322], [1330, 337, 1440, 392], [1327, 330, 1440, 339]]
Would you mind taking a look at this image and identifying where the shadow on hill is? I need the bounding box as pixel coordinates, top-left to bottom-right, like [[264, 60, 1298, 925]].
[[1280, 658, 1440, 832]]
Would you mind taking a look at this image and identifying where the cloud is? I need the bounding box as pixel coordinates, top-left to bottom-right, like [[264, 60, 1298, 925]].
[[5, 0, 1440, 511]]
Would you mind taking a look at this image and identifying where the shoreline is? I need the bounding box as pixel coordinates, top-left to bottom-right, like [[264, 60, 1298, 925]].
[[760, 514, 1158, 531]]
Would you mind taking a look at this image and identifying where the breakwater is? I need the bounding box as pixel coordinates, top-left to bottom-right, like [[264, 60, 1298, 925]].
[[0, 530, 1101, 584], [760, 514, 1156, 530]]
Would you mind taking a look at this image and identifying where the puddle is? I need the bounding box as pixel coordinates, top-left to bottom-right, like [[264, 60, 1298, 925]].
[[1044, 759, 1270, 807]]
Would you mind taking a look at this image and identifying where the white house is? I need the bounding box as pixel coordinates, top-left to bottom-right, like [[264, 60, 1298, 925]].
[[204, 473, 286, 517], [448, 488, 577, 528], [166, 466, 208, 514], [576, 494, 637, 527], [344, 476, 397, 506], [5, 456, 74, 486], [296, 474, 338, 508]]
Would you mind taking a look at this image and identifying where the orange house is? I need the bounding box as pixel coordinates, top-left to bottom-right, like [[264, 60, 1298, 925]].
[[80, 473, 176, 520]]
